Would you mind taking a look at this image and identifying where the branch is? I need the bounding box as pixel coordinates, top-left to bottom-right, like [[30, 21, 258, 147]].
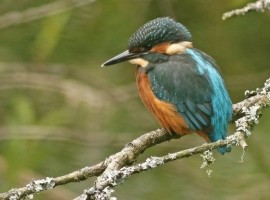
[[222, 0, 270, 20], [0, 78, 269, 200], [75, 135, 241, 200], [0, 129, 180, 200], [76, 78, 270, 200]]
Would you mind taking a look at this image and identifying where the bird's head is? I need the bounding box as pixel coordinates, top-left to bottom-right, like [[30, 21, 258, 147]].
[[102, 17, 193, 67]]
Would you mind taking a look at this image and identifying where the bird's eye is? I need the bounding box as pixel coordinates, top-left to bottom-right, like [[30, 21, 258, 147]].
[[129, 47, 147, 53]]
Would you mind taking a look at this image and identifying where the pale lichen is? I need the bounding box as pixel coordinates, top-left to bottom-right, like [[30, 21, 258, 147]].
[[26, 177, 55, 193], [83, 186, 116, 200], [141, 156, 164, 169], [200, 150, 215, 177]]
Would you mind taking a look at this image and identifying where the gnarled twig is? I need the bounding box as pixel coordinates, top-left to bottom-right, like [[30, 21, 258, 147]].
[[222, 0, 270, 20]]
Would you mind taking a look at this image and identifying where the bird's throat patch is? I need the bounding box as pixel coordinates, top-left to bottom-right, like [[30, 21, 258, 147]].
[[129, 58, 149, 68]]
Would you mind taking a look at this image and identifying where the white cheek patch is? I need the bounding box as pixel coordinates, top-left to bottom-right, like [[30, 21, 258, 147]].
[[129, 58, 149, 68], [166, 41, 193, 55]]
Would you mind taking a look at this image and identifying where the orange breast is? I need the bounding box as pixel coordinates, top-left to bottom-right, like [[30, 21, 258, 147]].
[[136, 68, 191, 135]]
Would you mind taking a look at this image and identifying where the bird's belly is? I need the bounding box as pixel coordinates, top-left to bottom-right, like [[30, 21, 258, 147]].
[[136, 69, 191, 135]]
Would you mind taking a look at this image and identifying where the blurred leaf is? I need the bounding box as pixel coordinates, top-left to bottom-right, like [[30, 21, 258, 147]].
[[31, 11, 71, 62], [6, 95, 36, 125]]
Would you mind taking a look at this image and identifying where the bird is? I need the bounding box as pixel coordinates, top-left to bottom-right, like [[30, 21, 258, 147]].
[[102, 17, 232, 154]]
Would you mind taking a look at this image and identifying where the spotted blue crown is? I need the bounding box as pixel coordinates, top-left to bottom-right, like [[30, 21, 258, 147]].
[[128, 17, 192, 52]]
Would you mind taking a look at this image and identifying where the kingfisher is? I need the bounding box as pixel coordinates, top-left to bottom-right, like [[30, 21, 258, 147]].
[[102, 17, 232, 154]]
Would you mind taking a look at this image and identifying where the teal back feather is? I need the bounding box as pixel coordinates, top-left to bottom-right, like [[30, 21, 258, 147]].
[[143, 49, 232, 154]]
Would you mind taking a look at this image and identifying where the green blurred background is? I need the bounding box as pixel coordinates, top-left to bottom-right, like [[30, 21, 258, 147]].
[[0, 0, 269, 199]]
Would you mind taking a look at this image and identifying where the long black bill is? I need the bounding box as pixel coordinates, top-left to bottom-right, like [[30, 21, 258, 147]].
[[101, 50, 142, 67]]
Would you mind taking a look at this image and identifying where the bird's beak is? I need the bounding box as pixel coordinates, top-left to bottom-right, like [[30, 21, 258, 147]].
[[101, 50, 143, 67]]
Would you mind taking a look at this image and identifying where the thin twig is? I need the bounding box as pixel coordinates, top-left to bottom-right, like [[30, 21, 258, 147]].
[[222, 0, 270, 20]]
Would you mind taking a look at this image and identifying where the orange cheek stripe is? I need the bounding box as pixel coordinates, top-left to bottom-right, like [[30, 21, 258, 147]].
[[150, 43, 170, 53], [136, 69, 191, 135]]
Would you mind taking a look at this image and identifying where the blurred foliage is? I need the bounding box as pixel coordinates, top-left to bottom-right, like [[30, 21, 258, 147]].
[[0, 0, 269, 199]]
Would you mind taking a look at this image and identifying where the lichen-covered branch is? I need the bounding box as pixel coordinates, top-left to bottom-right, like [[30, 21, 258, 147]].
[[0, 78, 269, 200], [75, 135, 241, 200], [0, 163, 105, 200], [222, 0, 270, 20], [75, 79, 270, 200], [0, 129, 180, 200]]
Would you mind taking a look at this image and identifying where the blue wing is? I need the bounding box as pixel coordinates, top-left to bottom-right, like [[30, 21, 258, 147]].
[[147, 48, 232, 153], [148, 51, 213, 131]]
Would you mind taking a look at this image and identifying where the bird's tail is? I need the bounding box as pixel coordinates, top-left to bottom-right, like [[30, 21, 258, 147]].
[[197, 131, 231, 154], [209, 132, 231, 154], [217, 146, 231, 154]]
